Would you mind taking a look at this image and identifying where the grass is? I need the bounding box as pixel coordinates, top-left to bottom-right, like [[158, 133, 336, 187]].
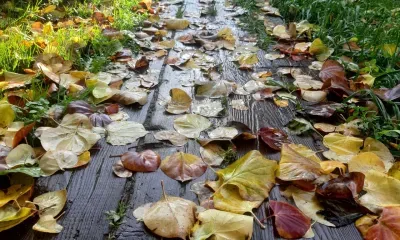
[[232, 0, 271, 50], [270, 0, 400, 88], [205, 2, 217, 17], [176, 4, 185, 18]]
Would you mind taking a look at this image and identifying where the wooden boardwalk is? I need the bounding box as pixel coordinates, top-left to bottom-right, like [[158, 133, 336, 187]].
[[1, 0, 363, 239]]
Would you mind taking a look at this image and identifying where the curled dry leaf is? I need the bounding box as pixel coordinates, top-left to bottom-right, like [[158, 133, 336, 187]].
[[277, 144, 322, 182], [258, 127, 290, 151], [166, 88, 192, 114], [269, 200, 311, 239], [111, 88, 148, 105], [191, 209, 253, 240], [106, 121, 148, 146], [121, 150, 161, 172], [112, 160, 132, 178], [32, 215, 63, 233], [173, 114, 211, 138], [153, 130, 188, 146], [359, 170, 400, 213], [0, 173, 34, 208], [40, 113, 101, 155], [316, 172, 366, 226], [143, 186, 196, 239], [160, 152, 207, 182]]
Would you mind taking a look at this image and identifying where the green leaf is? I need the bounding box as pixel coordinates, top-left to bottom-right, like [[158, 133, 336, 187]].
[[0, 167, 42, 177]]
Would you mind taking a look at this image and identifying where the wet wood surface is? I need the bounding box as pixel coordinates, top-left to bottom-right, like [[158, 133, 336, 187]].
[[1, 0, 363, 239]]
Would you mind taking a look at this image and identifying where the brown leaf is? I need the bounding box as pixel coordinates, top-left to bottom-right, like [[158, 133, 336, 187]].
[[105, 104, 119, 115], [319, 60, 346, 82], [365, 206, 400, 240], [12, 123, 35, 148], [121, 150, 161, 172], [160, 152, 207, 182], [258, 127, 290, 150], [112, 160, 132, 178]]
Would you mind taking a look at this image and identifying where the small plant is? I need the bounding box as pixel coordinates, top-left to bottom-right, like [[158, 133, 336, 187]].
[[105, 202, 128, 239], [205, 2, 217, 17], [221, 147, 237, 168], [176, 4, 185, 18]]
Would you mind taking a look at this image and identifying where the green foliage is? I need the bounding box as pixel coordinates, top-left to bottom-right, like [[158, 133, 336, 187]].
[[232, 0, 271, 50], [112, 0, 147, 30], [176, 4, 186, 18], [205, 2, 217, 17], [14, 98, 50, 124], [105, 202, 128, 239], [270, 0, 400, 88]]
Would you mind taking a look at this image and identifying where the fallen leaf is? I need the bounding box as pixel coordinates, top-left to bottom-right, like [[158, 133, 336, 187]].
[[277, 144, 322, 182], [364, 206, 400, 240], [309, 38, 333, 61], [121, 150, 161, 172], [111, 88, 148, 105], [0, 102, 15, 128], [32, 215, 63, 233], [316, 172, 366, 226], [160, 152, 207, 182], [199, 140, 235, 167], [39, 150, 78, 176], [6, 144, 36, 168], [33, 190, 66, 217], [359, 170, 400, 213], [66, 100, 94, 117], [388, 162, 400, 180], [258, 127, 290, 150], [195, 81, 236, 98], [286, 118, 313, 135], [348, 152, 386, 173], [208, 150, 277, 201], [272, 25, 291, 39], [320, 160, 347, 174], [106, 121, 148, 145], [362, 137, 394, 171], [112, 160, 132, 178], [166, 88, 192, 114], [323, 133, 363, 156], [153, 130, 188, 146], [133, 202, 153, 221], [191, 209, 253, 240], [40, 113, 101, 155], [208, 127, 238, 139], [192, 101, 225, 117], [143, 185, 196, 239], [89, 113, 112, 127], [11, 123, 35, 148], [355, 214, 378, 237], [173, 114, 211, 138], [265, 53, 285, 60], [319, 60, 346, 82], [269, 200, 311, 239], [0, 173, 34, 208], [165, 19, 190, 30], [0, 207, 34, 232]]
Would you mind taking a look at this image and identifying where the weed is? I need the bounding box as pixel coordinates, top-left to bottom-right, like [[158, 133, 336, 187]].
[[205, 2, 217, 17], [221, 147, 237, 168], [105, 202, 128, 239], [112, 0, 147, 30], [176, 4, 185, 18]]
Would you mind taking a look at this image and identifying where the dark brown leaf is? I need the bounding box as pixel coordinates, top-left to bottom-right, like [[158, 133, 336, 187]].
[[105, 104, 119, 115], [258, 127, 290, 151], [319, 60, 346, 82]]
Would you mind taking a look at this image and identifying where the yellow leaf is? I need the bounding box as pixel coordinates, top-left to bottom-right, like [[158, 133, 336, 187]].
[[43, 22, 54, 35], [139, 0, 152, 10], [165, 19, 190, 30], [320, 160, 346, 174], [272, 25, 290, 39], [382, 44, 397, 57], [0, 207, 34, 232], [42, 5, 56, 14], [277, 144, 322, 181], [0, 102, 15, 128], [348, 152, 386, 173], [323, 133, 363, 156], [236, 53, 258, 66], [359, 170, 400, 213], [213, 185, 260, 214], [360, 74, 375, 86], [33, 190, 67, 217], [217, 27, 236, 44], [361, 137, 394, 171], [191, 209, 253, 240], [208, 150, 277, 201], [73, 151, 91, 168], [388, 162, 400, 180], [309, 38, 333, 61], [0, 174, 34, 208]]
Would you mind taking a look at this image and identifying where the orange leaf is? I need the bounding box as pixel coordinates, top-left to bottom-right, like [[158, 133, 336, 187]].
[[12, 122, 35, 148]]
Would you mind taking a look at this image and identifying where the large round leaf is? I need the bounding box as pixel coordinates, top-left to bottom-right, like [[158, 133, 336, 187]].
[[173, 114, 211, 138], [106, 121, 148, 146], [160, 152, 207, 182]]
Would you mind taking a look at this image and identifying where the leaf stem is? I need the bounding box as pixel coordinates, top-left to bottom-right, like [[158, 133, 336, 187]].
[[161, 180, 168, 200], [251, 211, 266, 229]]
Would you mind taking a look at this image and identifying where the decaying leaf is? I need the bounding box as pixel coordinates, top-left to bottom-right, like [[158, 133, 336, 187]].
[[160, 152, 207, 182], [258, 127, 290, 151], [143, 184, 196, 239], [39, 150, 78, 176], [173, 114, 211, 138], [33, 190, 67, 217], [192, 101, 225, 117], [164, 19, 190, 30], [5, 144, 36, 168], [269, 200, 311, 239], [364, 206, 400, 240], [208, 127, 238, 139], [32, 215, 63, 233], [199, 140, 235, 166], [322, 133, 363, 163], [121, 150, 161, 172], [166, 88, 192, 114], [191, 209, 253, 240], [40, 113, 101, 155], [153, 130, 188, 146], [106, 121, 148, 145]]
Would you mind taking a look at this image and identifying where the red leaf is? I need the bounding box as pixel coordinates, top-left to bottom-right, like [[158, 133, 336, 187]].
[[258, 127, 290, 151], [269, 200, 311, 239], [319, 60, 346, 82], [121, 150, 161, 172], [12, 122, 35, 148], [105, 104, 119, 115], [366, 206, 400, 240], [316, 172, 364, 199]]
